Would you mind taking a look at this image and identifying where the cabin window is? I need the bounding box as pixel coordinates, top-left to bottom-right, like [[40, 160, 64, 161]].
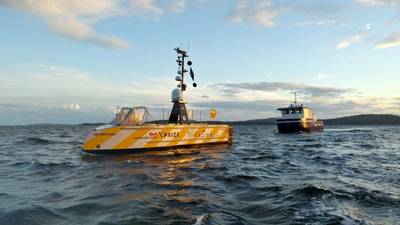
[[116, 108, 130, 124], [114, 107, 149, 126]]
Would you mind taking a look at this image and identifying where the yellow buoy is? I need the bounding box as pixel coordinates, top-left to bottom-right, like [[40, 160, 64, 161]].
[[210, 109, 217, 119]]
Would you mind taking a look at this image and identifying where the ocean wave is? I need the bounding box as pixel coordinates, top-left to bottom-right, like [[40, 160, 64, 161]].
[[61, 202, 109, 215], [326, 128, 374, 133], [215, 174, 260, 183], [331, 206, 374, 225], [296, 138, 315, 142], [0, 192, 14, 202], [242, 154, 279, 161], [302, 143, 325, 148], [8, 161, 32, 167], [0, 206, 66, 225], [15, 137, 82, 146], [193, 214, 209, 225], [255, 185, 282, 193], [16, 137, 55, 145], [358, 143, 378, 150], [353, 189, 400, 207], [38, 192, 65, 202], [288, 184, 343, 200], [31, 161, 78, 172], [293, 199, 375, 225], [58, 134, 71, 138], [195, 212, 247, 225]]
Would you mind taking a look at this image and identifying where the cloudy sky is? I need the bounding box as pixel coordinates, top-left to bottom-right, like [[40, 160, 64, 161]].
[[0, 0, 399, 125]]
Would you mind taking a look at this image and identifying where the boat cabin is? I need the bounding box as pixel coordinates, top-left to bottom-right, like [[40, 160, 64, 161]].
[[276, 102, 324, 133], [113, 106, 149, 126], [277, 104, 317, 121]]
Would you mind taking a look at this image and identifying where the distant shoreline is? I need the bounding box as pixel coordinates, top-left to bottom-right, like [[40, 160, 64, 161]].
[[1, 114, 400, 126], [226, 114, 400, 126]]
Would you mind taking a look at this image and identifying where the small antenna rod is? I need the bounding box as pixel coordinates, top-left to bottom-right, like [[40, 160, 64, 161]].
[[294, 92, 297, 104], [174, 47, 188, 93]]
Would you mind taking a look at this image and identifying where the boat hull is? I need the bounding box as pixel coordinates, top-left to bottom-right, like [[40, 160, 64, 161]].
[[277, 119, 324, 133], [82, 124, 233, 153]]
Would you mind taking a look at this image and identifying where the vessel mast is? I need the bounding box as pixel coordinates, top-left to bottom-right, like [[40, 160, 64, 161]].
[[175, 47, 187, 92], [169, 47, 196, 124]]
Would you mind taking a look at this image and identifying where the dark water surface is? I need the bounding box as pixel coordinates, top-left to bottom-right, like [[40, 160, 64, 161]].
[[0, 125, 399, 225]]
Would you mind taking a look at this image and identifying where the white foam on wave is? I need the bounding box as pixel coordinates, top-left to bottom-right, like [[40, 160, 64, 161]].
[[294, 194, 375, 225], [324, 128, 373, 132], [193, 214, 208, 225], [333, 207, 373, 225]]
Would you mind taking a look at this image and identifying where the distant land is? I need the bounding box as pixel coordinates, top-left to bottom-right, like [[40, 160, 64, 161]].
[[74, 114, 400, 126], [226, 114, 400, 126], [322, 114, 400, 126], [14, 114, 400, 126]]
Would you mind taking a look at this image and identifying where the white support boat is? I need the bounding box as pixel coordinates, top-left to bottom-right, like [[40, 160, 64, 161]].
[[276, 93, 324, 133]]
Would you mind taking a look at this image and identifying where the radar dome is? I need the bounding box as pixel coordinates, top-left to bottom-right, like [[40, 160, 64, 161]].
[[171, 88, 183, 102]]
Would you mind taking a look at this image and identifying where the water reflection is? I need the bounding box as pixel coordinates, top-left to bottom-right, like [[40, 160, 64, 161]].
[[79, 144, 231, 223]]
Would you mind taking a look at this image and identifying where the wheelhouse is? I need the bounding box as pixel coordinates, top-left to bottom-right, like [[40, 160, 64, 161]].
[[113, 106, 150, 126], [277, 104, 317, 121]]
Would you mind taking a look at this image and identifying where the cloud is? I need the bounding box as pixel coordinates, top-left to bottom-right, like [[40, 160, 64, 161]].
[[310, 100, 382, 119], [0, 63, 397, 124], [230, 0, 283, 27], [193, 100, 278, 111], [0, 0, 211, 48], [336, 34, 363, 49], [0, 0, 131, 49], [190, 98, 392, 120], [229, 1, 352, 28], [63, 104, 81, 111], [295, 19, 336, 27], [190, 100, 281, 120], [171, 0, 186, 13], [0, 64, 174, 109], [0, 103, 112, 125], [48, 15, 130, 49], [0, 0, 187, 49], [336, 23, 372, 49], [354, 1, 400, 49], [211, 81, 353, 98], [0, 63, 181, 124], [317, 74, 328, 80], [356, 0, 400, 6], [375, 32, 400, 49], [394, 98, 400, 107], [130, 0, 164, 18]]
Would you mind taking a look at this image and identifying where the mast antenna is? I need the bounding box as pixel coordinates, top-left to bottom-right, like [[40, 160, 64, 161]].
[[187, 40, 190, 55], [294, 92, 297, 104], [174, 47, 188, 92]]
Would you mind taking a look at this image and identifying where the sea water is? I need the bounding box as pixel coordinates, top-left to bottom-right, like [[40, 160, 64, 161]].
[[0, 125, 399, 225]]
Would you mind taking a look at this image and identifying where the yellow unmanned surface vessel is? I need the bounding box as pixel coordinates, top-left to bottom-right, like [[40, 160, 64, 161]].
[[82, 48, 233, 153]]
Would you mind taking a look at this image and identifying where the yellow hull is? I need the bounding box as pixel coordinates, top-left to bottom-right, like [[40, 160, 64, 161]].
[[82, 124, 233, 153]]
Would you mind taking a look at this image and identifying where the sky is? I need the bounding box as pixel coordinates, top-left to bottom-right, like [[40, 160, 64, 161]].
[[0, 0, 399, 125]]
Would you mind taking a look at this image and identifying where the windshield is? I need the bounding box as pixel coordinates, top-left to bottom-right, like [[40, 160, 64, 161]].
[[113, 107, 149, 126]]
